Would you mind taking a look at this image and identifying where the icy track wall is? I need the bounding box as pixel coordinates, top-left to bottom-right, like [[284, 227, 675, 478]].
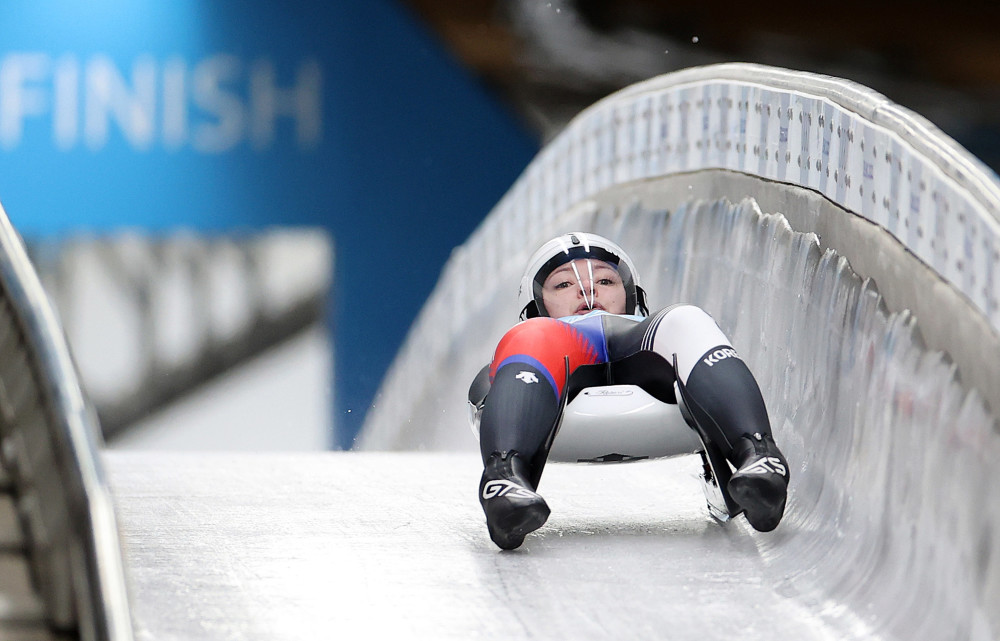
[[0, 202, 133, 640], [361, 64, 1000, 639]]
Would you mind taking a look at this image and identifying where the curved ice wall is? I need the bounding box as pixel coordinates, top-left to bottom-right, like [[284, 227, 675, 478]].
[[0, 201, 133, 640], [360, 64, 999, 639]]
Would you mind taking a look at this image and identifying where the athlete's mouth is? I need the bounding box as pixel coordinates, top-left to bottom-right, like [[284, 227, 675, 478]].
[[575, 302, 604, 314]]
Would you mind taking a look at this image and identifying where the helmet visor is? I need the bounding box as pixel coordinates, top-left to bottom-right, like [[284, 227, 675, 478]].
[[536, 257, 628, 317]]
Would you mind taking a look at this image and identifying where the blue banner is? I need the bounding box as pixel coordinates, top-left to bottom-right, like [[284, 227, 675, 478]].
[[0, 1, 537, 446]]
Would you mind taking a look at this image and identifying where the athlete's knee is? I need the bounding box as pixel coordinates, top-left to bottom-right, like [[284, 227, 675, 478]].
[[493, 318, 564, 374], [495, 317, 562, 354], [648, 304, 733, 381], [655, 304, 717, 330]]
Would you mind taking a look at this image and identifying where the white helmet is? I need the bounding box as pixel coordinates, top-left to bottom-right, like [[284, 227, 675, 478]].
[[518, 231, 648, 318]]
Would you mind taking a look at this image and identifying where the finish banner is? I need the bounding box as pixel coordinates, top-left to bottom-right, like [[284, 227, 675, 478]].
[[0, 1, 537, 445]]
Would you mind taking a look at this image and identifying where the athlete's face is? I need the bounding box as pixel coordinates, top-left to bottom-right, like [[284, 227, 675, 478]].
[[541, 259, 627, 317]]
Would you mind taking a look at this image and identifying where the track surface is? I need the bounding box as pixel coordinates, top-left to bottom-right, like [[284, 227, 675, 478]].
[[106, 451, 844, 641]]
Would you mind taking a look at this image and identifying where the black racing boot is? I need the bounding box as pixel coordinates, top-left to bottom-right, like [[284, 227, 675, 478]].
[[479, 451, 550, 550], [727, 433, 789, 532]]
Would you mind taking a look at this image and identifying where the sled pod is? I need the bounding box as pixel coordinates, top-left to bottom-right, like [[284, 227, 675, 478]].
[[547, 385, 701, 463]]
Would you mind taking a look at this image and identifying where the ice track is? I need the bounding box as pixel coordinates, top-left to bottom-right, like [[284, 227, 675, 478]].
[[4, 64, 999, 641], [107, 451, 844, 641]]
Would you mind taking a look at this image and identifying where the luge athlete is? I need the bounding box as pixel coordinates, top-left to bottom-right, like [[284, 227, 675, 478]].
[[469, 232, 790, 550]]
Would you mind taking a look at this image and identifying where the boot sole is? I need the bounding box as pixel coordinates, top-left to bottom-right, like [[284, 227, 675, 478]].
[[728, 473, 786, 532], [488, 501, 551, 550]]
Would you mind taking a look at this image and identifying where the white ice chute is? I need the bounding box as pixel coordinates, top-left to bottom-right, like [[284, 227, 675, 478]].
[[362, 63, 1000, 641]]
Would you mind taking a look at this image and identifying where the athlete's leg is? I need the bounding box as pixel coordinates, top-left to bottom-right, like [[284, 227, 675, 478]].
[[605, 305, 789, 531], [478, 317, 604, 548], [606, 305, 770, 456], [480, 317, 604, 473]]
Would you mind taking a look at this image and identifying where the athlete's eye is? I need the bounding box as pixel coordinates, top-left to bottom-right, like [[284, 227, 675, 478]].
[[597, 278, 615, 286], [552, 280, 573, 290]]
